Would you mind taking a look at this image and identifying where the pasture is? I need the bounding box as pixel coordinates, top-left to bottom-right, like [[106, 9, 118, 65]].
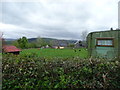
[[20, 48, 88, 59]]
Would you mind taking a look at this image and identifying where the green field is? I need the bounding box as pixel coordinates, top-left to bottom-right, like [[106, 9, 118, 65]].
[[20, 48, 88, 59]]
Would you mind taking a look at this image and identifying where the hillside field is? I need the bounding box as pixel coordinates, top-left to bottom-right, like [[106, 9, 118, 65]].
[[20, 48, 88, 59]]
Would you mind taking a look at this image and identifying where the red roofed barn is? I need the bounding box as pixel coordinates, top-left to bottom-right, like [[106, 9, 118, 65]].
[[2, 45, 21, 55]]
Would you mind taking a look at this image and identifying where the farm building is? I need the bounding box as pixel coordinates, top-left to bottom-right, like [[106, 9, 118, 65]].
[[2, 45, 21, 55], [87, 30, 120, 59], [52, 46, 64, 49]]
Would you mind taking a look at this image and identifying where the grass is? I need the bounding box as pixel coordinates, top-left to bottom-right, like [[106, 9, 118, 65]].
[[20, 48, 88, 59]]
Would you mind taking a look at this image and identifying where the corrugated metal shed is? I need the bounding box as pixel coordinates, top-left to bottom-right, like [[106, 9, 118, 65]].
[[2, 45, 21, 53], [87, 30, 120, 59]]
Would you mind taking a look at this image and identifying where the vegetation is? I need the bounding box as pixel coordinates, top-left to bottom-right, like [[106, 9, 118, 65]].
[[20, 48, 88, 59], [13, 37, 28, 49], [12, 36, 76, 49], [67, 44, 75, 48], [35, 37, 49, 47], [2, 48, 120, 89]]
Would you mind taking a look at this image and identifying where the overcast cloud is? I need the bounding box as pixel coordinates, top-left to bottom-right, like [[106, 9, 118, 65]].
[[0, 0, 119, 40]]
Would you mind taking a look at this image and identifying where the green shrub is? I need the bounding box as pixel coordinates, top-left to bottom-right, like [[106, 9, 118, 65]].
[[2, 54, 120, 89]]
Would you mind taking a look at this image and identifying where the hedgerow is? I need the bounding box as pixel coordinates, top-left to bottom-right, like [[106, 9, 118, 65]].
[[2, 53, 120, 89]]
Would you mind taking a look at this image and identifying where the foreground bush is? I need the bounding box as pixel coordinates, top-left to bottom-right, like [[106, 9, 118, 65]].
[[2, 54, 120, 89]]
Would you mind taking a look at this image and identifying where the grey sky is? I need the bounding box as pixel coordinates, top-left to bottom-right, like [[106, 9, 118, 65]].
[[0, 0, 119, 40]]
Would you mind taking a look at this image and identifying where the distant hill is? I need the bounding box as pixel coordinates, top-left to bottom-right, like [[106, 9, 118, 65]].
[[4, 37, 77, 46], [28, 38, 77, 46], [5, 38, 17, 41], [27, 38, 57, 42]]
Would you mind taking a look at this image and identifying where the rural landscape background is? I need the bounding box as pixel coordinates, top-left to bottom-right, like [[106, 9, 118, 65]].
[[2, 36, 120, 89], [1, 0, 120, 89]]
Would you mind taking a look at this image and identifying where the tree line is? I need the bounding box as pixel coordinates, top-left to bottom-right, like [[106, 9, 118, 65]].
[[13, 36, 76, 49], [13, 36, 50, 49]]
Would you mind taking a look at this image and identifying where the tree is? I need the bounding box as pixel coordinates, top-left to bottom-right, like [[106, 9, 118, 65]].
[[110, 27, 113, 30], [0, 32, 2, 38], [81, 30, 88, 41], [68, 44, 75, 48], [13, 40, 19, 48], [0, 32, 3, 53], [17, 36, 28, 49], [50, 40, 60, 46], [36, 37, 48, 47], [27, 43, 36, 48]]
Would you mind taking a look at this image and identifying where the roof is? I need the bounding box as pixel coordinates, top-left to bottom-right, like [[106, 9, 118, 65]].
[[87, 30, 120, 38], [88, 30, 120, 34], [2, 45, 21, 53]]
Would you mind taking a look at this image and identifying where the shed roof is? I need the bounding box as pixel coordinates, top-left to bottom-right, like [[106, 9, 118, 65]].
[[2, 45, 21, 53], [88, 30, 120, 34]]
